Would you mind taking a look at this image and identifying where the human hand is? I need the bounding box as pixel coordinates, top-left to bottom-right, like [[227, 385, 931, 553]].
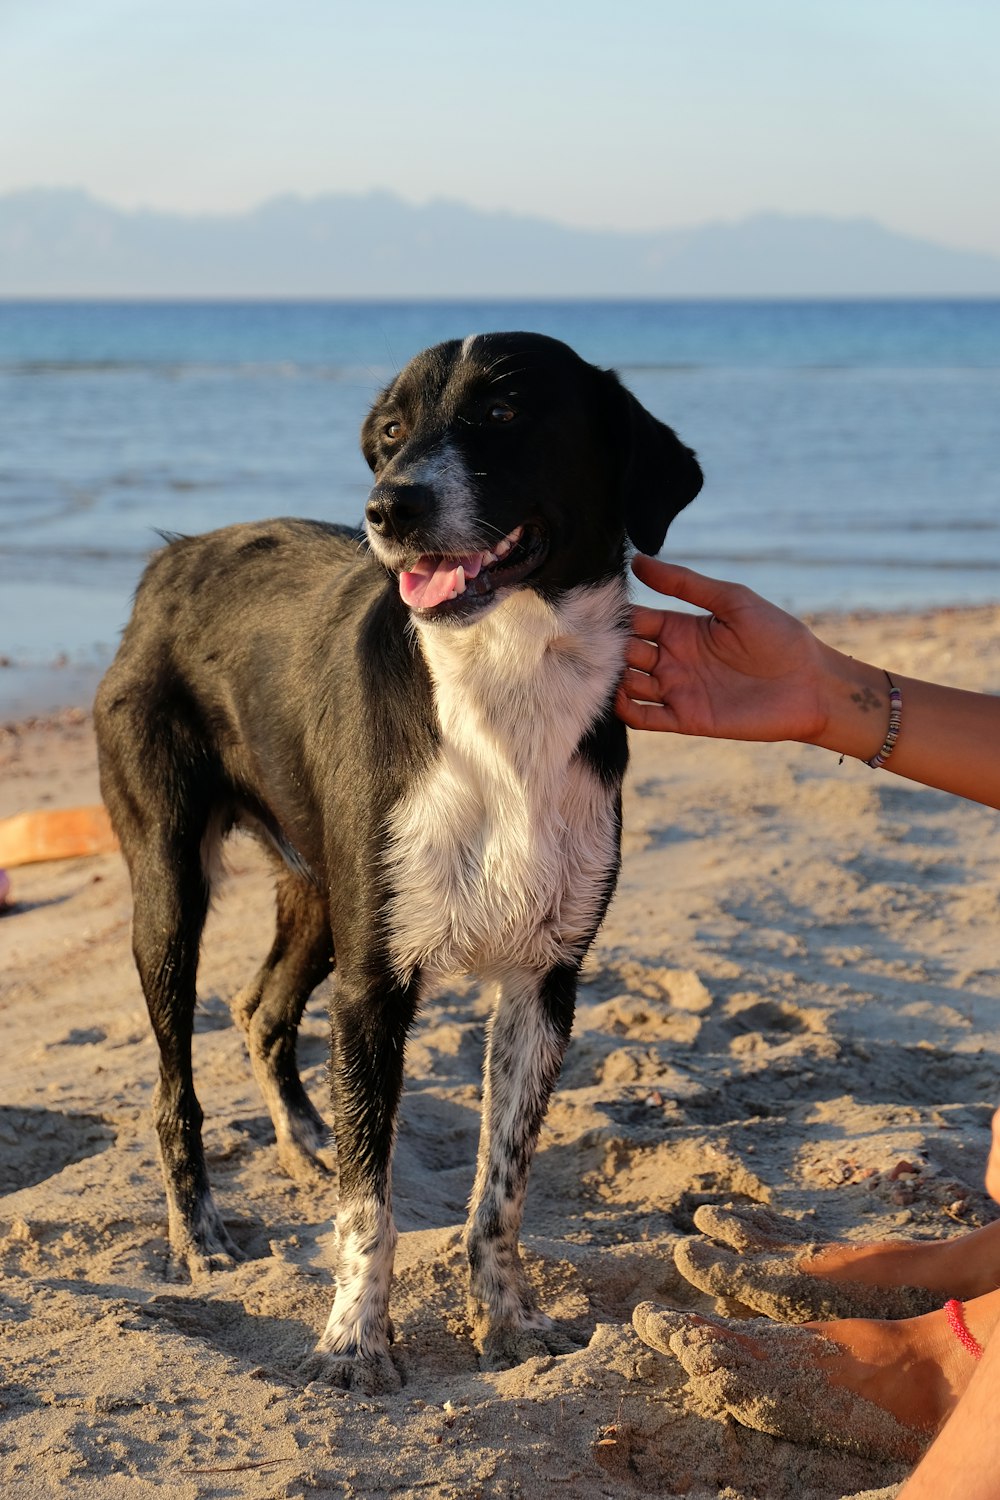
[[615, 557, 830, 743]]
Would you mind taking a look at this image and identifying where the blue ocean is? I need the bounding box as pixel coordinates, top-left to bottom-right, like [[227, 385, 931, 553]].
[[1, 299, 999, 716]]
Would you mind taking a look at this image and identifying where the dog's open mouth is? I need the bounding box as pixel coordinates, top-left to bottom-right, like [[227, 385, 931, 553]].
[[397, 523, 547, 617]]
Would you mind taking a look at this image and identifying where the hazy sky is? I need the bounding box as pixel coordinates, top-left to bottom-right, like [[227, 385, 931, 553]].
[[3, 0, 999, 254]]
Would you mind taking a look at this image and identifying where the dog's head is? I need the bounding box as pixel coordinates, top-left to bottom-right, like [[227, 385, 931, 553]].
[[361, 332, 702, 624]]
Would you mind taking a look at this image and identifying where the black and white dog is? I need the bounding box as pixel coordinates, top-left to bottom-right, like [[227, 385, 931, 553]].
[[95, 331, 701, 1390]]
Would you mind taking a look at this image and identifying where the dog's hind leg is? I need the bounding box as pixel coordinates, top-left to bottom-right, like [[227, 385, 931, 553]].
[[299, 969, 419, 1394], [128, 836, 243, 1278], [465, 962, 580, 1368], [96, 679, 239, 1278], [231, 867, 334, 1183]]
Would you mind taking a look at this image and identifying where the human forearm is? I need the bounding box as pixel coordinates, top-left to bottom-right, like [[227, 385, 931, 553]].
[[621, 561, 1000, 811], [809, 645, 1000, 810]]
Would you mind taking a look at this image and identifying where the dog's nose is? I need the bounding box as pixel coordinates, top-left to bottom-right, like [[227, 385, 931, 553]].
[[365, 483, 435, 542]]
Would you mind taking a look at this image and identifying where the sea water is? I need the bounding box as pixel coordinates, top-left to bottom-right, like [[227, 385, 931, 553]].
[[1, 299, 998, 714]]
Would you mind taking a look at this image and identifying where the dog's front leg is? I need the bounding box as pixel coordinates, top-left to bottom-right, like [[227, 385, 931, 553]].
[[466, 962, 579, 1368], [299, 970, 417, 1395]]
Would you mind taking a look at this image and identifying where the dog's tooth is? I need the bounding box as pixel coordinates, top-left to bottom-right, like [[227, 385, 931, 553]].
[[482, 551, 498, 566], [494, 525, 523, 560], [456, 566, 466, 593]]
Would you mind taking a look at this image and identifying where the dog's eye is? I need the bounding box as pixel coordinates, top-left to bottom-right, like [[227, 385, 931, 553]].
[[383, 421, 404, 443], [488, 402, 516, 424]]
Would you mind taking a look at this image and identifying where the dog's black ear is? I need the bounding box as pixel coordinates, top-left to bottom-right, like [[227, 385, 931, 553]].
[[604, 373, 703, 555]]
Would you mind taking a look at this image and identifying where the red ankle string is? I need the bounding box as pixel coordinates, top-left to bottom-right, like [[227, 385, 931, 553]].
[[945, 1298, 984, 1361]]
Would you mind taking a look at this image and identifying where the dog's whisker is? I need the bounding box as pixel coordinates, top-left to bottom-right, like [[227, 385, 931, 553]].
[[479, 353, 514, 376], [380, 330, 401, 377], [486, 367, 527, 387], [472, 520, 510, 544], [480, 350, 524, 373]]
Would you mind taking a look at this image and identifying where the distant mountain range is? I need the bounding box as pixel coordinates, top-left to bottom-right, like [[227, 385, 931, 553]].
[[2, 188, 1000, 297]]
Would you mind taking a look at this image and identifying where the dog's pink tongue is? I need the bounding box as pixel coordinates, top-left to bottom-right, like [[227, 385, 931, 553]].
[[399, 553, 483, 610]]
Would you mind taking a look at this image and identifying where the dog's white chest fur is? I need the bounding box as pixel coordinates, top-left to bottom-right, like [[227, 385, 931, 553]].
[[384, 581, 627, 980]]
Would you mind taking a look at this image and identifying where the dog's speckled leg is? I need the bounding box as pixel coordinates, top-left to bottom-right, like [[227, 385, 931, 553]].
[[466, 963, 580, 1368], [299, 969, 417, 1390], [300, 1194, 403, 1393]]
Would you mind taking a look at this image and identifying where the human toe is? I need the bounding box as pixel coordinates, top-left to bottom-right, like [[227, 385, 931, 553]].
[[631, 1301, 691, 1355]]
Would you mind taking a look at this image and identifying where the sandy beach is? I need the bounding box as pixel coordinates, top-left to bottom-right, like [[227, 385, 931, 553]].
[[2, 602, 999, 1500]]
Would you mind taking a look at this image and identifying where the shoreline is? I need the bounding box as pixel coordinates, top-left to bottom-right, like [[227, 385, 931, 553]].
[[4, 597, 1000, 730], [0, 659, 109, 727], [2, 598, 1000, 1499]]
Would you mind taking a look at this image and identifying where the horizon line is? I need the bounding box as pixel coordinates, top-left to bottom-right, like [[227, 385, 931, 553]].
[[5, 292, 1000, 306]]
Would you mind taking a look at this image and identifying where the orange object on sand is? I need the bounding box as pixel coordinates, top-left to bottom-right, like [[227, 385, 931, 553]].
[[0, 805, 118, 867]]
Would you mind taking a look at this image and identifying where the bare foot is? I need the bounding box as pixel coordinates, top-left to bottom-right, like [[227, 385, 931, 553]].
[[676, 1203, 1000, 1320], [632, 1288, 999, 1463]]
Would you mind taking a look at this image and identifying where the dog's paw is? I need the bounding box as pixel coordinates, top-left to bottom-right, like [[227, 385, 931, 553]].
[[478, 1321, 581, 1370], [184, 1237, 245, 1279], [273, 1101, 333, 1186], [277, 1140, 332, 1186], [173, 1206, 245, 1280], [297, 1347, 404, 1394]]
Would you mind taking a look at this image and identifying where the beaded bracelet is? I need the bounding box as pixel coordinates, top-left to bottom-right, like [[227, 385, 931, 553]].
[[864, 671, 902, 769]]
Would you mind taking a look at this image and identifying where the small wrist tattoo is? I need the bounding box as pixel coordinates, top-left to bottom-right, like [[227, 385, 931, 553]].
[[850, 687, 883, 715]]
